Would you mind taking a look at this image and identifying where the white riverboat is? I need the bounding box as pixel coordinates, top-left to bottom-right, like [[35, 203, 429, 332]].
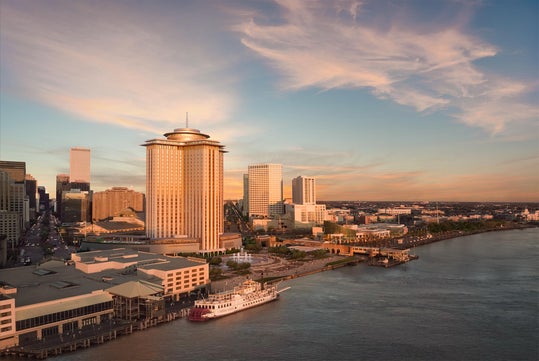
[[188, 279, 290, 321]]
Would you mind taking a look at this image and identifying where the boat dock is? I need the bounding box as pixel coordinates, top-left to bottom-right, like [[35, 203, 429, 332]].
[[1, 307, 191, 359]]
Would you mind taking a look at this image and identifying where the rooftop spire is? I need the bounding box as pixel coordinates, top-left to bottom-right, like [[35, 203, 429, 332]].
[[186, 112, 189, 128]]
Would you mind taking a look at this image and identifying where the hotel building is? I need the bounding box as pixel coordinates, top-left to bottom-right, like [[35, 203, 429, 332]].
[[143, 127, 226, 253], [247, 164, 283, 218]]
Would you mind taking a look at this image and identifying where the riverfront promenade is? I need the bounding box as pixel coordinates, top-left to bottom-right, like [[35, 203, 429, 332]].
[[211, 253, 354, 292], [212, 223, 537, 291], [6, 226, 533, 359]]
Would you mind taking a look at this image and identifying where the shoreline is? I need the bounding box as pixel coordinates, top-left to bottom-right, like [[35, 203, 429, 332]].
[[214, 223, 537, 288], [4, 225, 535, 359]]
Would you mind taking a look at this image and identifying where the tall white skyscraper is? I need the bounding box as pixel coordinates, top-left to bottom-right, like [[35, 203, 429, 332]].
[[143, 127, 225, 253], [292, 176, 316, 205], [69, 147, 91, 183], [248, 164, 283, 217]]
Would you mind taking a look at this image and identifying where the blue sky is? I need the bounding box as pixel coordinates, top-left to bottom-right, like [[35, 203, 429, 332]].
[[0, 0, 537, 201]]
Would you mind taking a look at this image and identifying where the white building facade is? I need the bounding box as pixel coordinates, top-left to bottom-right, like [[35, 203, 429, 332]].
[[292, 176, 316, 205], [143, 127, 225, 253], [285, 203, 327, 226], [248, 164, 283, 218]]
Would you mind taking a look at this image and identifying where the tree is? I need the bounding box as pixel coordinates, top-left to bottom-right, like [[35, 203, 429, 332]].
[[290, 250, 306, 260], [245, 243, 262, 252], [209, 267, 223, 280], [310, 249, 328, 259], [209, 256, 222, 266]]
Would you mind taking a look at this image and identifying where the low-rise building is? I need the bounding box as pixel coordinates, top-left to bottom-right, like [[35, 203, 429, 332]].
[[0, 248, 209, 352], [284, 203, 326, 228], [71, 249, 208, 301]]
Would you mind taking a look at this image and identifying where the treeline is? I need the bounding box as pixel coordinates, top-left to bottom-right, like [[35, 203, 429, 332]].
[[427, 220, 507, 234], [323, 221, 356, 237], [268, 246, 327, 260]]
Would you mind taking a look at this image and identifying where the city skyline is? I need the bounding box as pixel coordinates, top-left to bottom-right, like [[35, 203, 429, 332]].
[[1, 0, 537, 202]]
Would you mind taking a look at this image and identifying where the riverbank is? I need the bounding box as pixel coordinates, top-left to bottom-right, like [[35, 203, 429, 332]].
[[400, 222, 536, 250], [213, 223, 537, 289], [5, 225, 534, 359]]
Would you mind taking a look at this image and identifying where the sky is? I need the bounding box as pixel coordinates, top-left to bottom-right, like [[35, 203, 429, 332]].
[[0, 0, 537, 202]]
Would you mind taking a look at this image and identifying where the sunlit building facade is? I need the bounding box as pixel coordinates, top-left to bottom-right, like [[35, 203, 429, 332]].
[[69, 147, 91, 183], [248, 163, 283, 218], [92, 187, 144, 221], [143, 127, 225, 253], [292, 176, 316, 205]]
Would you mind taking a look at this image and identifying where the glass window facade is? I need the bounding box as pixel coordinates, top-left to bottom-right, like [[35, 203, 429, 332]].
[[16, 301, 112, 331]]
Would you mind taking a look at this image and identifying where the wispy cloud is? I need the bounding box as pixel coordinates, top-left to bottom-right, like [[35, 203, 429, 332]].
[[236, 0, 538, 134], [0, 1, 238, 134]]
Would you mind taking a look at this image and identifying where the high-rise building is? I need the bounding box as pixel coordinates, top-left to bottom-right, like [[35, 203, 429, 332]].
[[292, 176, 316, 205], [143, 127, 226, 253], [25, 174, 37, 220], [61, 190, 90, 224], [0, 161, 25, 183], [0, 161, 30, 249], [287, 175, 325, 227], [248, 164, 283, 218], [242, 174, 249, 216], [0, 169, 26, 249], [92, 187, 144, 221], [56, 174, 70, 218], [38, 186, 50, 212], [70, 147, 91, 183]]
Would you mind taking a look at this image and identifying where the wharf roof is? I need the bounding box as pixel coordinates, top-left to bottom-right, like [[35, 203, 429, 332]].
[[0, 250, 204, 308], [74, 248, 206, 271], [106, 281, 162, 298], [0, 260, 137, 307]]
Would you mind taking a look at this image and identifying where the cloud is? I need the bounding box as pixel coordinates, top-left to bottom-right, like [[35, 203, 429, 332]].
[[237, 0, 538, 134], [0, 0, 238, 134], [452, 76, 539, 134]]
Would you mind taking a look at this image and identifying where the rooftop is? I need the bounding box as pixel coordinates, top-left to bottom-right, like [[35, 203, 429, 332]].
[[0, 249, 206, 307]]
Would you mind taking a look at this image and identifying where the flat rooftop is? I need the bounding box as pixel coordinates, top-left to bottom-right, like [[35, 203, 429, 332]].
[[75, 248, 206, 271], [0, 249, 206, 307]]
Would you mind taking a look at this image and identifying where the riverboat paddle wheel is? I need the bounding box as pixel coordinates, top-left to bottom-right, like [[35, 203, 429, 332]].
[[188, 307, 211, 322]]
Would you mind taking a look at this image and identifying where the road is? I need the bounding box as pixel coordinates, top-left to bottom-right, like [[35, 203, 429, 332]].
[[16, 212, 77, 267]]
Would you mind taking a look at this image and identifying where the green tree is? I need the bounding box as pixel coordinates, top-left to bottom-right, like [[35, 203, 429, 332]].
[[310, 249, 328, 259], [209, 267, 223, 280], [245, 243, 262, 252], [209, 256, 222, 266], [290, 250, 306, 260]]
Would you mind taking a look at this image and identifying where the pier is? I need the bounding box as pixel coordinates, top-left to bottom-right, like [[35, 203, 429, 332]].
[[1, 307, 191, 360]]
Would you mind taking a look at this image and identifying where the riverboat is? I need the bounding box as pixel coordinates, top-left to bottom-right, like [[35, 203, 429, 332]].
[[188, 279, 290, 321]]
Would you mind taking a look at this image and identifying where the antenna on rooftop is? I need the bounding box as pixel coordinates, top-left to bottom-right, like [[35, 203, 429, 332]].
[[186, 112, 189, 128]]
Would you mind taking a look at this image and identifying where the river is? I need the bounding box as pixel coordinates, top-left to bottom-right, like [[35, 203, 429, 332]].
[[39, 228, 539, 360]]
